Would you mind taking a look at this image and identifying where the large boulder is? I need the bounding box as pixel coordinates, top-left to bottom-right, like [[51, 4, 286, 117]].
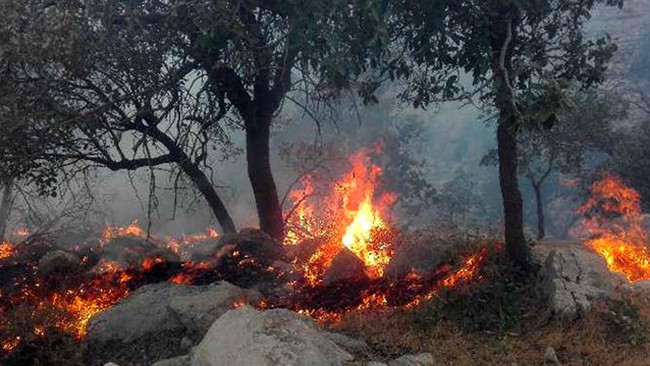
[[536, 242, 626, 318], [191, 307, 354, 366], [85, 282, 261, 365], [168, 281, 262, 339]]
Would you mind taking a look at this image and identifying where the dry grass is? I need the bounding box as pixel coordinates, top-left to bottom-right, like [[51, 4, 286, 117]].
[[331, 290, 650, 366]]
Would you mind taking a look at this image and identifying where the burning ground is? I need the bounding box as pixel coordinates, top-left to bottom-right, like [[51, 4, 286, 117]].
[[3, 150, 650, 365], [0, 146, 494, 364]]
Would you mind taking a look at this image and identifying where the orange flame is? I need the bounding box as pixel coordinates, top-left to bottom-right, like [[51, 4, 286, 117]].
[[0, 242, 15, 260], [285, 145, 396, 283], [577, 174, 650, 281], [101, 221, 147, 244]]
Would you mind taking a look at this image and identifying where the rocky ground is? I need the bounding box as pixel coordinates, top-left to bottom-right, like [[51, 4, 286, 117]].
[[85, 239, 650, 366]]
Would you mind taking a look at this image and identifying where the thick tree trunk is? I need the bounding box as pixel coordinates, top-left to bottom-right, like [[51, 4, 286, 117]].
[[0, 180, 13, 241], [491, 5, 531, 268], [245, 115, 284, 241], [497, 119, 530, 266], [533, 183, 545, 240]]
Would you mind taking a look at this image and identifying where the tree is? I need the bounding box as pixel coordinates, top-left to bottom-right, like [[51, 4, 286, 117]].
[[391, 0, 621, 268], [483, 89, 626, 239], [0, 1, 238, 234], [165, 0, 389, 240]]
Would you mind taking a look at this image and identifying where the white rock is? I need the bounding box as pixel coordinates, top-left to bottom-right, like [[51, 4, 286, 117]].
[[192, 307, 353, 366]]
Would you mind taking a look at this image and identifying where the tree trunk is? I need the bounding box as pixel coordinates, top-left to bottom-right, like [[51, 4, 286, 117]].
[[0, 180, 13, 241], [533, 182, 545, 240], [497, 120, 530, 266], [245, 114, 284, 241], [491, 5, 531, 268]]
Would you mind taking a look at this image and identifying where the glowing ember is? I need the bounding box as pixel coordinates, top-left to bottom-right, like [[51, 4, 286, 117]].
[[577, 174, 650, 281], [0, 242, 15, 260], [101, 221, 147, 244]]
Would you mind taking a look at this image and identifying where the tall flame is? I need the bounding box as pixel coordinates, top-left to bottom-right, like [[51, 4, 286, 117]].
[[285, 144, 396, 283]]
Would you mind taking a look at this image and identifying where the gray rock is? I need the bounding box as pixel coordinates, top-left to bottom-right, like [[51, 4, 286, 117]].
[[87, 283, 190, 345], [191, 307, 354, 366], [322, 248, 368, 286], [38, 250, 82, 277], [367, 362, 389, 366], [388, 353, 435, 366], [86, 281, 259, 365], [169, 281, 262, 339], [324, 331, 370, 354], [153, 355, 191, 366], [538, 245, 625, 318]]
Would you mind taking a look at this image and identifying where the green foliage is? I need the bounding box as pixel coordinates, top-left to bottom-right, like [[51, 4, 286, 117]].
[[606, 298, 648, 345]]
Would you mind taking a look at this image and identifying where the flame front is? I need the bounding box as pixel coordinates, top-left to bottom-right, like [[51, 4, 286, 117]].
[[577, 174, 650, 281]]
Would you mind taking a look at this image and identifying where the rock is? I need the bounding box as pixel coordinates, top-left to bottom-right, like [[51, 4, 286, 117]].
[[103, 363, 120, 366], [87, 283, 189, 345], [322, 248, 368, 286], [86, 281, 259, 365], [388, 353, 435, 366], [385, 233, 454, 279], [537, 244, 626, 318], [38, 250, 83, 278], [153, 355, 191, 366], [168, 281, 262, 339], [192, 307, 354, 366], [544, 346, 560, 365], [324, 331, 370, 354], [367, 362, 389, 366]]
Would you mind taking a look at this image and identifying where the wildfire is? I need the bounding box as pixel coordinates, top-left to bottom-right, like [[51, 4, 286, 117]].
[[577, 174, 650, 281], [0, 145, 495, 359], [285, 145, 396, 283]]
